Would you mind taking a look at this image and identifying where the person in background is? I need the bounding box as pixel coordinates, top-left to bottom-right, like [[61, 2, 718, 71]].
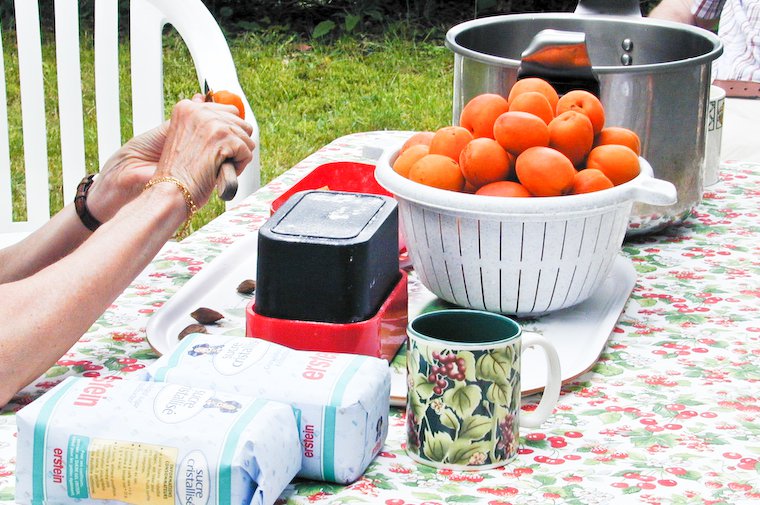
[[0, 95, 255, 407], [650, 0, 760, 83], [650, 0, 760, 162]]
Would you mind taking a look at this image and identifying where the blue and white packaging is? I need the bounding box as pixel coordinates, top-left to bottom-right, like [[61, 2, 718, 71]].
[[146, 334, 391, 484], [15, 376, 300, 505]]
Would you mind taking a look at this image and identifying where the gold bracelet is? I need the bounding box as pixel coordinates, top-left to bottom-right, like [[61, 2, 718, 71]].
[[144, 176, 198, 238]]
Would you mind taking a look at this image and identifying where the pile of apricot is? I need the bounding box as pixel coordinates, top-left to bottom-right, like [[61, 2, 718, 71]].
[[393, 78, 642, 197]]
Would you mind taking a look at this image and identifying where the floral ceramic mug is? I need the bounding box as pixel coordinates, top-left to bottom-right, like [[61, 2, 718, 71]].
[[405, 309, 561, 470]]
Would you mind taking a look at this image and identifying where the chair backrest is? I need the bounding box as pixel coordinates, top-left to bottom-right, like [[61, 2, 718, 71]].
[[0, 0, 259, 245]]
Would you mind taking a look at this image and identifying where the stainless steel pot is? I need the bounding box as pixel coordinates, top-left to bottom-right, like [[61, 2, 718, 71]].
[[445, 2, 722, 234]]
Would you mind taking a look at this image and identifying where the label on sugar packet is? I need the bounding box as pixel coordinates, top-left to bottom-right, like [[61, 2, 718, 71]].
[[15, 377, 301, 505], [148, 334, 391, 484], [66, 436, 178, 503]]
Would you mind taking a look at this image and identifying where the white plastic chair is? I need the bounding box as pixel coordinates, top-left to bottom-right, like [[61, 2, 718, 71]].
[[0, 0, 260, 248]]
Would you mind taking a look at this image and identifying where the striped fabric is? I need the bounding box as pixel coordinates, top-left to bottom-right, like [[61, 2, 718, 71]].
[[692, 0, 727, 19], [693, 0, 760, 81]]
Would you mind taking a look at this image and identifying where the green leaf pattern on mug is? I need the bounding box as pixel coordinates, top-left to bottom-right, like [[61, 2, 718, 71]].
[[446, 439, 491, 466], [442, 383, 481, 418], [460, 351, 478, 382], [407, 340, 522, 467], [459, 415, 492, 440], [476, 348, 514, 384], [409, 383, 427, 421], [439, 407, 460, 431], [408, 344, 421, 383], [413, 373, 435, 400], [422, 431, 452, 462], [486, 381, 513, 405]]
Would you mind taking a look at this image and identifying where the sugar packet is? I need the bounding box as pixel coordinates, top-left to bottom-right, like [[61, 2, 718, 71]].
[[15, 376, 300, 505], [146, 334, 390, 484]]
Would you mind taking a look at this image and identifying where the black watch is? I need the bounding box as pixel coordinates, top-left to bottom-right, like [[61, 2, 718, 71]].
[[74, 174, 102, 232]]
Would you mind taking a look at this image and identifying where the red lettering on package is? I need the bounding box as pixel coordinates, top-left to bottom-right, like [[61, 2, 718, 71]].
[[52, 448, 64, 484], [73, 375, 120, 407], [303, 425, 315, 457], [302, 353, 337, 380]]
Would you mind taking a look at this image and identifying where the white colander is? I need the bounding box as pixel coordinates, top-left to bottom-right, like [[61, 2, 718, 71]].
[[375, 144, 677, 316]]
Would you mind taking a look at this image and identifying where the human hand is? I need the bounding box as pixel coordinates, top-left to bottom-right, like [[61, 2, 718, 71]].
[[86, 123, 169, 222], [152, 96, 255, 208]]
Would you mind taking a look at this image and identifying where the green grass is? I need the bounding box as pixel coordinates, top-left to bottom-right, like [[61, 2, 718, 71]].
[[5, 29, 454, 233]]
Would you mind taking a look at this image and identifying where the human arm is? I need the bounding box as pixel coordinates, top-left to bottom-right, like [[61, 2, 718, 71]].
[[648, 0, 725, 30], [0, 123, 169, 283], [0, 98, 254, 406]]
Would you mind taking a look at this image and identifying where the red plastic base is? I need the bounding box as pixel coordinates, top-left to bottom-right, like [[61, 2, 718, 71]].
[[246, 270, 408, 361], [269, 161, 393, 215], [269, 160, 408, 261]]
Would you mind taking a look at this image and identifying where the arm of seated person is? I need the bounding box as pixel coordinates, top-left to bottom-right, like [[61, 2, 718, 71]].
[[649, 0, 722, 30], [0, 205, 95, 284], [0, 98, 254, 407], [0, 124, 169, 284], [0, 183, 187, 406]]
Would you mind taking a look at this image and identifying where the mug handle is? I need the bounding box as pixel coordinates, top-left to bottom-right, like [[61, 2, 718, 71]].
[[519, 332, 562, 428]]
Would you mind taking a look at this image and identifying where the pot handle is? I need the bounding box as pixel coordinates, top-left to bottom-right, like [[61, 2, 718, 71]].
[[575, 0, 642, 17], [625, 158, 678, 206]]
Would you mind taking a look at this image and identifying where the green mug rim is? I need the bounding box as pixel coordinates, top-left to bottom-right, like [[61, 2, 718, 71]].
[[408, 309, 522, 348]]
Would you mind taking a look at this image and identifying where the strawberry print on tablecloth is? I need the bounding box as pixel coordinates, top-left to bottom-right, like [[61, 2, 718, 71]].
[[1, 135, 759, 504]]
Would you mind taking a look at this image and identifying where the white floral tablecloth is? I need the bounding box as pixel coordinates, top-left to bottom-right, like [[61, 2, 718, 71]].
[[1, 131, 759, 505]]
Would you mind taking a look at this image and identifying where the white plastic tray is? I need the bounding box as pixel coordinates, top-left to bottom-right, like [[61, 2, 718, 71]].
[[390, 254, 636, 405], [146, 231, 261, 356], [146, 232, 637, 406]]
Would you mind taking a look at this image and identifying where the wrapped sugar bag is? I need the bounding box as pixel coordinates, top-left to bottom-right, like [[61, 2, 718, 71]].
[[15, 376, 300, 505], [146, 334, 390, 484]]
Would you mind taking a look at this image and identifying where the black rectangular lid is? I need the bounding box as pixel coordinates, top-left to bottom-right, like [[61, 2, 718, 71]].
[[269, 191, 389, 242]]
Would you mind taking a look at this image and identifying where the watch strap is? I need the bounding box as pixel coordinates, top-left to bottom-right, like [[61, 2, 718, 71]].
[[74, 174, 102, 232]]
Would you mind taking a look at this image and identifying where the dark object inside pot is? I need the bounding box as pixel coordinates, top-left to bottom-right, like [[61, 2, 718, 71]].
[[518, 29, 600, 96]]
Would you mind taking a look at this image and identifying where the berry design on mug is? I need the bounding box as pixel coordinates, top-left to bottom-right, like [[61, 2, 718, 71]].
[[497, 413, 518, 456], [427, 351, 468, 394], [406, 341, 522, 467]]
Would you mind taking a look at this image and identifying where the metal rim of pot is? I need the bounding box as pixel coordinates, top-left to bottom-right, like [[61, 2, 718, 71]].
[[445, 13, 722, 75]]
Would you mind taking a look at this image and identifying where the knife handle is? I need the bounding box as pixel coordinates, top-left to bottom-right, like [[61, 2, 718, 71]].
[[216, 161, 238, 201]]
